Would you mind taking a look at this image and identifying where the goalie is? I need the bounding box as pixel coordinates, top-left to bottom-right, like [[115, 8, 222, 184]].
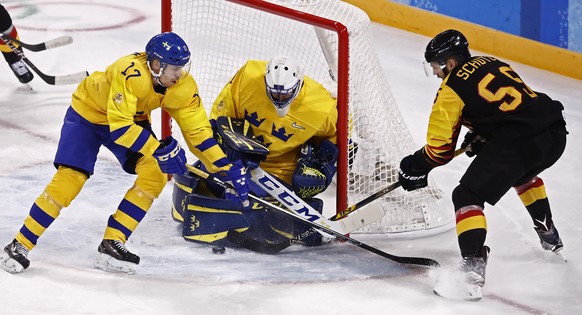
[[172, 55, 339, 253]]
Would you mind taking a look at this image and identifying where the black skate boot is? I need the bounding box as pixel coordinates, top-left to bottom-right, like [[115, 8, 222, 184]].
[[3, 50, 33, 84], [535, 224, 563, 252], [0, 239, 30, 274], [95, 239, 140, 274]]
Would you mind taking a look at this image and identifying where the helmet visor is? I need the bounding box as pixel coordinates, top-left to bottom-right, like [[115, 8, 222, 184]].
[[423, 60, 445, 77], [162, 60, 191, 77]]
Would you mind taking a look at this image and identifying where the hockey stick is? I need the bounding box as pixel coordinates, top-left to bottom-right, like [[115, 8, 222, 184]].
[[0, 32, 73, 52], [0, 33, 88, 85], [331, 147, 468, 220], [185, 164, 439, 267], [250, 167, 386, 235]]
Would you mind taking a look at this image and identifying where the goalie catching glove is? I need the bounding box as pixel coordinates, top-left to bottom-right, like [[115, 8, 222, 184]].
[[292, 139, 338, 199], [153, 136, 187, 174]]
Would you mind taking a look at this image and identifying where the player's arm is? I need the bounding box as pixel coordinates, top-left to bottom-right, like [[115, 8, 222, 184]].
[[292, 89, 339, 198], [399, 84, 464, 191], [167, 78, 250, 205], [420, 84, 464, 167], [165, 91, 232, 173]]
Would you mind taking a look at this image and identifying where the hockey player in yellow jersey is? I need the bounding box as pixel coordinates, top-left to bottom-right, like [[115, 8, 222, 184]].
[[171, 55, 339, 253], [0, 32, 249, 274], [211, 56, 338, 184], [398, 30, 567, 300]]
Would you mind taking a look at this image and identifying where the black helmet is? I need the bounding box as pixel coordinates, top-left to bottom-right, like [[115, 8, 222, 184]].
[[425, 29, 470, 64]]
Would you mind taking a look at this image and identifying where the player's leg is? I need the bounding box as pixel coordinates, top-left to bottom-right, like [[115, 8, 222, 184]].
[[1, 107, 98, 273], [95, 145, 166, 274], [0, 4, 33, 83], [513, 122, 567, 252]]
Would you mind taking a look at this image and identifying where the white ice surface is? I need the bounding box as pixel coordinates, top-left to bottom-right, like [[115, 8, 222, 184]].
[[0, 1, 581, 314]]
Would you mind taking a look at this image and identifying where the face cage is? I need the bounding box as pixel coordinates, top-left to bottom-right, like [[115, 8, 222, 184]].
[[423, 60, 446, 77], [265, 78, 301, 109]]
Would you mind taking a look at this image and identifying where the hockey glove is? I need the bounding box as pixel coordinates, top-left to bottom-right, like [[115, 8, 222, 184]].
[[153, 136, 187, 174], [399, 154, 430, 191], [460, 131, 487, 157], [292, 140, 338, 198], [218, 160, 250, 208]]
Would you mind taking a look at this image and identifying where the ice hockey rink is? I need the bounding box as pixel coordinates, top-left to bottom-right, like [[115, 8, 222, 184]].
[[0, 0, 581, 314]]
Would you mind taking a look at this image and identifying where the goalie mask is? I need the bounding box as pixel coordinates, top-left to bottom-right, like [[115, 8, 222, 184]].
[[264, 55, 304, 117], [146, 32, 192, 86]]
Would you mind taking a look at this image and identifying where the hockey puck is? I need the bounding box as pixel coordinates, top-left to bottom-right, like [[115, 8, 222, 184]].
[[212, 246, 226, 254]]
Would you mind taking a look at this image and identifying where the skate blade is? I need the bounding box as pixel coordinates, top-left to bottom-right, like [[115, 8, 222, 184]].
[[0, 253, 25, 274], [94, 253, 138, 275], [555, 251, 567, 263], [433, 270, 482, 301], [433, 281, 482, 301]]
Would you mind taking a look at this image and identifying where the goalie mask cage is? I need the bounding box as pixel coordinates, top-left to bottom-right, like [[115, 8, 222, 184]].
[[161, 0, 453, 235]]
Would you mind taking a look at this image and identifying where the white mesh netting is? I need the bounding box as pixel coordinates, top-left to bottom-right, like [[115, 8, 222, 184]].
[[167, 0, 453, 235]]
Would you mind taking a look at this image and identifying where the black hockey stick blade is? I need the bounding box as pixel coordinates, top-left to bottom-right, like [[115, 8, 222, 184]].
[[0, 33, 73, 52], [185, 164, 440, 268]]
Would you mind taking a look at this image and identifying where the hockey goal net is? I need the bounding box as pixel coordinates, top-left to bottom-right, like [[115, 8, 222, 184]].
[[161, 0, 453, 235]]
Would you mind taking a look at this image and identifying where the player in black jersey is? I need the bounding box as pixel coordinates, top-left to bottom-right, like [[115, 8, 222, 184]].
[[0, 4, 33, 84], [398, 29, 568, 297]]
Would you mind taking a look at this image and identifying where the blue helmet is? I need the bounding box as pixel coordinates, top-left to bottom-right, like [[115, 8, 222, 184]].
[[145, 32, 190, 66]]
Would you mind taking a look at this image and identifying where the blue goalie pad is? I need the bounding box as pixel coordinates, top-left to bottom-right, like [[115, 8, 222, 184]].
[[182, 194, 251, 247], [173, 162, 326, 252], [171, 168, 201, 223]]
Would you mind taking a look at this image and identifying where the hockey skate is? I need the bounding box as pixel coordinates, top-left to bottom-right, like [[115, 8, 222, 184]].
[[3, 48, 34, 84], [433, 246, 490, 301], [0, 239, 30, 274], [534, 224, 567, 262], [535, 224, 563, 252], [94, 240, 140, 274]]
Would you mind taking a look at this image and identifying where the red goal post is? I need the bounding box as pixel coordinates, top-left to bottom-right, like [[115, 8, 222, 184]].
[[160, 0, 453, 235]]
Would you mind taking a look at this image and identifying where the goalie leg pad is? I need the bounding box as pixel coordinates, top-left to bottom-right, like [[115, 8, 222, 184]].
[[291, 198, 324, 246], [171, 167, 202, 222], [182, 194, 250, 247]]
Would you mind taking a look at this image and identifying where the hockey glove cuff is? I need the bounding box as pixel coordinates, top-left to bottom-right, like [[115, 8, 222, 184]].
[[153, 136, 187, 174]]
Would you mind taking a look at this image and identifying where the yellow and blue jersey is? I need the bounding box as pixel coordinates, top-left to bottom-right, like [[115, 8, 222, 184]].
[[71, 52, 230, 173], [210, 60, 338, 184]]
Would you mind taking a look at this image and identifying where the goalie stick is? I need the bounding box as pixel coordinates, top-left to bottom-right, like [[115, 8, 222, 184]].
[[250, 167, 386, 235], [185, 164, 439, 267], [331, 147, 467, 220], [0, 33, 88, 85], [0, 32, 73, 52]]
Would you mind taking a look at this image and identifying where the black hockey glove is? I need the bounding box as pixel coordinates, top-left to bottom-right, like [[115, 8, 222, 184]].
[[399, 154, 430, 191], [460, 131, 487, 157]]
